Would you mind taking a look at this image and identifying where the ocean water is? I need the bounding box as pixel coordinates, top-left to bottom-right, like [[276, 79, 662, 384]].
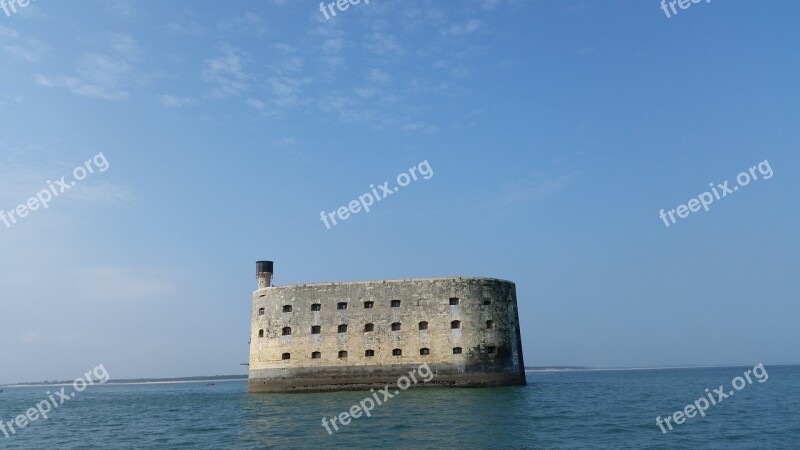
[[1, 365, 797, 449]]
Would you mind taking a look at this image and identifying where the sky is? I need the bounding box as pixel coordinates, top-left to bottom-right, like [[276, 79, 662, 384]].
[[1, 0, 798, 384]]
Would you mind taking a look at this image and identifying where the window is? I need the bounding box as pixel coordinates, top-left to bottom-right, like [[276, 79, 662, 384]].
[[390, 300, 401, 307], [338, 351, 348, 358], [282, 353, 291, 360], [258, 329, 264, 338], [258, 308, 265, 316], [418, 321, 428, 331], [337, 302, 348, 310], [392, 348, 402, 356], [453, 347, 462, 354], [364, 301, 374, 309], [364, 323, 374, 332], [365, 349, 375, 357], [282, 305, 292, 313], [311, 325, 321, 334], [282, 327, 292, 336], [420, 348, 430, 356], [449, 297, 460, 305], [312, 351, 321, 359], [391, 322, 401, 331], [451, 320, 461, 329], [488, 346, 497, 354], [311, 303, 321, 311], [338, 324, 348, 333], [486, 320, 494, 329], [483, 300, 492, 306]]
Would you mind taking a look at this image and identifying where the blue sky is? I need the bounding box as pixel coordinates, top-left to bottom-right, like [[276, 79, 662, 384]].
[[1, 0, 798, 384]]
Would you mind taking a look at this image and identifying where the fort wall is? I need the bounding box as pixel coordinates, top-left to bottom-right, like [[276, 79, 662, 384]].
[[248, 274, 526, 392]]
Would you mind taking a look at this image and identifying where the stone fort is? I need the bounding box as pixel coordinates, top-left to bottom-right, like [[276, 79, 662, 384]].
[[248, 261, 526, 392]]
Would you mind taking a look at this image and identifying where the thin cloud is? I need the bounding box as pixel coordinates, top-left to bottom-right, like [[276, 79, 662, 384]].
[[34, 34, 142, 101], [441, 20, 482, 36], [159, 94, 199, 107], [202, 44, 251, 98]]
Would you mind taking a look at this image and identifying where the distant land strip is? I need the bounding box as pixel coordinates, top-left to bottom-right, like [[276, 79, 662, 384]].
[[525, 364, 800, 372], [4, 374, 247, 388]]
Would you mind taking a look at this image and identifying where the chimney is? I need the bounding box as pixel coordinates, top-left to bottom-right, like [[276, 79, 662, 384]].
[[256, 261, 274, 289]]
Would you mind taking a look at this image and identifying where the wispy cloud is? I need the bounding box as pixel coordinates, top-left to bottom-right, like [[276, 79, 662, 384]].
[[219, 12, 268, 36], [270, 136, 296, 147], [101, 0, 139, 20], [4, 39, 48, 63], [246, 98, 265, 110], [202, 44, 251, 98], [0, 25, 18, 39], [0, 154, 133, 208], [441, 20, 482, 36], [364, 31, 404, 56], [34, 34, 142, 101], [159, 94, 199, 107], [0, 25, 49, 63], [166, 20, 206, 36]]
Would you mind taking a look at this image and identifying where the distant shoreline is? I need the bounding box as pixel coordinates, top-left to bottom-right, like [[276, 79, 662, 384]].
[[3, 375, 248, 388], [525, 363, 799, 373]]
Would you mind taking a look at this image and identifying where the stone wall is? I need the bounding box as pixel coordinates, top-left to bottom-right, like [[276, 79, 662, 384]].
[[248, 277, 526, 392]]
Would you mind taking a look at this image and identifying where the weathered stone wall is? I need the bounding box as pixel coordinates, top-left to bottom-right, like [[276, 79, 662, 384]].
[[248, 277, 525, 392]]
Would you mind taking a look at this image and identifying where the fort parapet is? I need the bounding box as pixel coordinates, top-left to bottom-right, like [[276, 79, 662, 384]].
[[248, 261, 526, 392]]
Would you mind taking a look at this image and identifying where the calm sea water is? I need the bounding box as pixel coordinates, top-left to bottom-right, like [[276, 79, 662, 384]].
[[1, 365, 797, 449]]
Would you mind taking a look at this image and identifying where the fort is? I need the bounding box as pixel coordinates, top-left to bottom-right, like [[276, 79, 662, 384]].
[[248, 261, 526, 392]]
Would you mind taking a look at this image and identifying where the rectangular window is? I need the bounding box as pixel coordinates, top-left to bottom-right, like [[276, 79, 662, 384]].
[[391, 300, 401, 307], [449, 297, 460, 306], [311, 304, 321, 311], [337, 302, 347, 310], [364, 301, 374, 309]]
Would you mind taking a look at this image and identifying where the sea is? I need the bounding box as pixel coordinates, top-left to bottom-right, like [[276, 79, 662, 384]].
[[1, 365, 797, 449]]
